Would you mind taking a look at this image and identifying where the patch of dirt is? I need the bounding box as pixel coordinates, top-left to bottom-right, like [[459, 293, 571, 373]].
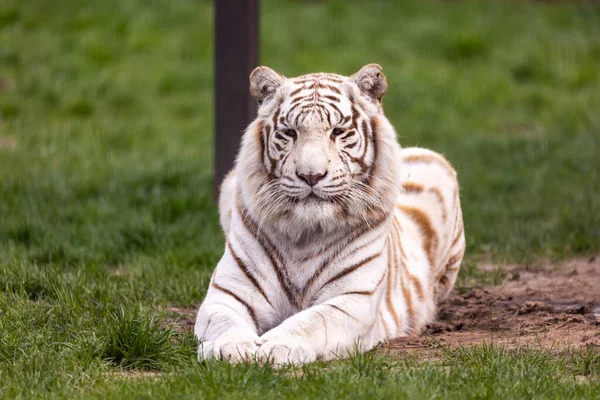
[[0, 136, 17, 150], [103, 371, 164, 380], [385, 256, 600, 358], [0, 78, 14, 93], [165, 306, 196, 332]]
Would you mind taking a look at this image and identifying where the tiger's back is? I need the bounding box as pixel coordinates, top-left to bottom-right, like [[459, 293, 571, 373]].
[[373, 147, 464, 340]]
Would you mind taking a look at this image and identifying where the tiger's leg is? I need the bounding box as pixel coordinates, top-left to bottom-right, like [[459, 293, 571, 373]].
[[195, 242, 275, 362], [196, 170, 268, 362], [435, 203, 465, 301], [218, 170, 237, 236], [196, 290, 260, 363], [256, 256, 386, 365]]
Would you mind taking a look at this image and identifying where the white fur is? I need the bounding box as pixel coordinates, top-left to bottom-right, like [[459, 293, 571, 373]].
[[195, 67, 464, 365]]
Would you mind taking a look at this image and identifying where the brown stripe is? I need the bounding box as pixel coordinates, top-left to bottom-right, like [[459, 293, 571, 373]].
[[349, 155, 368, 173], [316, 107, 326, 124], [272, 107, 280, 128], [317, 311, 328, 347], [446, 264, 462, 273], [400, 273, 415, 333], [323, 95, 340, 102], [293, 77, 312, 84], [392, 218, 425, 301], [321, 84, 341, 94], [262, 124, 276, 174], [408, 275, 425, 301], [318, 253, 382, 292], [391, 216, 404, 261], [256, 121, 265, 169], [325, 304, 358, 321], [428, 186, 447, 222], [439, 275, 450, 289], [273, 142, 283, 152], [212, 282, 259, 331], [404, 153, 455, 176], [321, 100, 342, 118], [305, 235, 382, 304], [386, 228, 400, 327], [287, 101, 305, 116], [451, 222, 464, 248], [360, 120, 369, 158], [300, 212, 386, 265], [311, 98, 344, 118], [368, 118, 379, 186], [351, 104, 360, 128], [348, 104, 366, 162], [342, 272, 386, 296], [227, 240, 273, 308], [398, 205, 439, 268], [290, 95, 307, 105], [267, 154, 277, 175], [323, 75, 343, 83], [395, 221, 424, 303], [379, 311, 391, 337], [236, 198, 299, 307], [445, 247, 465, 271], [290, 87, 304, 96], [322, 105, 332, 125], [438, 245, 465, 281], [338, 130, 355, 141], [402, 182, 424, 194]]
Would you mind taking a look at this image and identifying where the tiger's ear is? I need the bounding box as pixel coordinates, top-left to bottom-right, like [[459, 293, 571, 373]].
[[350, 64, 388, 108], [249, 66, 285, 104]]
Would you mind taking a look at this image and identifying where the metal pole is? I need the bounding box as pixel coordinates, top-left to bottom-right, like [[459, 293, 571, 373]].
[[214, 0, 259, 199]]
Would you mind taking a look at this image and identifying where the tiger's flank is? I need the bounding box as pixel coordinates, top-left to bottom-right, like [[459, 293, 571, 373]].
[[195, 64, 465, 365]]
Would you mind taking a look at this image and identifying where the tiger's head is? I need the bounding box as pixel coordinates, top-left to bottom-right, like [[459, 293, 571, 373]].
[[236, 64, 402, 242]]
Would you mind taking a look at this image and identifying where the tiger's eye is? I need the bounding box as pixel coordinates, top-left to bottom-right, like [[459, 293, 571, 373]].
[[283, 129, 297, 139], [331, 128, 345, 137]]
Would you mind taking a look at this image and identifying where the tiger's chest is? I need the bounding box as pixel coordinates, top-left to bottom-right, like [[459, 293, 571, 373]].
[[263, 228, 390, 323]]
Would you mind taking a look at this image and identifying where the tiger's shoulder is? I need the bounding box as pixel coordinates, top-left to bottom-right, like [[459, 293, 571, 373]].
[[218, 169, 238, 236]]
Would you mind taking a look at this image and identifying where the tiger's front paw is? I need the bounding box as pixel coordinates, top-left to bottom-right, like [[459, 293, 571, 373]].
[[256, 333, 317, 365], [198, 333, 258, 363]]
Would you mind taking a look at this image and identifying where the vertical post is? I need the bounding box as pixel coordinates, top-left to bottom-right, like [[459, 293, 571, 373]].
[[214, 0, 259, 199]]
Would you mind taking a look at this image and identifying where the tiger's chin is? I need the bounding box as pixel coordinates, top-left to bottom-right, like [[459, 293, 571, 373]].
[[268, 196, 345, 238], [292, 197, 338, 222], [253, 190, 371, 243]]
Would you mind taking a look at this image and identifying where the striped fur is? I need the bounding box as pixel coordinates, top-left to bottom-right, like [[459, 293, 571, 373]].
[[195, 64, 465, 365]]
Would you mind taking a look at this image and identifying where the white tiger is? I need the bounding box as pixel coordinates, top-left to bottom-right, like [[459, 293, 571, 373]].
[[195, 64, 465, 365]]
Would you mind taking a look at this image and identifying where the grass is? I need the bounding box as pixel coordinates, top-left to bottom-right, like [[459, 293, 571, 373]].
[[0, 0, 599, 398]]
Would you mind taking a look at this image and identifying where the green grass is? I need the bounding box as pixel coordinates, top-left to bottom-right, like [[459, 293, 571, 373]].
[[0, 0, 599, 398]]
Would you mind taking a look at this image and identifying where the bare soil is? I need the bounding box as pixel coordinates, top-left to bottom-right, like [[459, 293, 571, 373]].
[[166, 306, 196, 332], [0, 137, 17, 150], [171, 257, 600, 359], [103, 371, 164, 380], [384, 256, 600, 358]]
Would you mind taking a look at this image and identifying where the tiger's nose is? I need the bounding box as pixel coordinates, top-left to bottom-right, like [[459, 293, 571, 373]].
[[296, 171, 327, 187]]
